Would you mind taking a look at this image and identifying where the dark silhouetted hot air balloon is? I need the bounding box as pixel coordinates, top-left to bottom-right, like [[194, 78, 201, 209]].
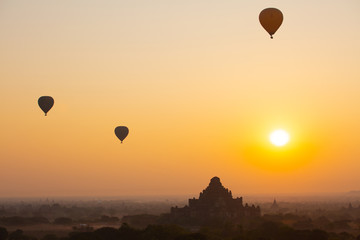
[[259, 8, 283, 39], [115, 126, 129, 143], [38, 96, 54, 116]]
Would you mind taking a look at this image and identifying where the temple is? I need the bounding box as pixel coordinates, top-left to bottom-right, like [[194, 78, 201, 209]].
[[168, 177, 260, 224]]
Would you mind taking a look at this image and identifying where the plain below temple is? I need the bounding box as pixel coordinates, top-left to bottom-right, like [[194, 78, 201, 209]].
[[166, 177, 260, 225]]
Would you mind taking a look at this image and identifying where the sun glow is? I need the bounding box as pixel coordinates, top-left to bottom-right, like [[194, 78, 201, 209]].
[[269, 129, 290, 147]]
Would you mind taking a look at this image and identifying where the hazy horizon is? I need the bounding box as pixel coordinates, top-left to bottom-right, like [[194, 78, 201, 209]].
[[0, 183, 359, 201]]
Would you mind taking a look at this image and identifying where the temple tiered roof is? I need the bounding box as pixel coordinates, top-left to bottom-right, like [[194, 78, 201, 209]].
[[169, 177, 260, 225]]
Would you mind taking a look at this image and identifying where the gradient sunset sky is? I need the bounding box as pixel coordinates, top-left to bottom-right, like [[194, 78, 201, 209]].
[[1, 0, 360, 197]]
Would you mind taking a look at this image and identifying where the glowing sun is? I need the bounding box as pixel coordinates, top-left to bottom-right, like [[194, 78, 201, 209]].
[[269, 129, 290, 146]]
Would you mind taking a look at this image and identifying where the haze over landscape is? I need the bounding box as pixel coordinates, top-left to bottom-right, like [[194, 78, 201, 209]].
[[1, 0, 360, 198]]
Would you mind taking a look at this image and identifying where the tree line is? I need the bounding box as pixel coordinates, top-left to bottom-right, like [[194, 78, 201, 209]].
[[1, 221, 360, 240]]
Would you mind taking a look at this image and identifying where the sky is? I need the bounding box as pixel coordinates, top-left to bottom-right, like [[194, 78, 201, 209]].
[[0, 0, 360, 198]]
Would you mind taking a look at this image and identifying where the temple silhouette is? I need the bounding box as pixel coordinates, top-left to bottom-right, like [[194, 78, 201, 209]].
[[168, 177, 260, 225]]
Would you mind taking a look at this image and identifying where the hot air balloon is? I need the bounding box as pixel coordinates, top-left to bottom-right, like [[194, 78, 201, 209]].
[[38, 96, 54, 116], [259, 8, 283, 39], [115, 126, 129, 143]]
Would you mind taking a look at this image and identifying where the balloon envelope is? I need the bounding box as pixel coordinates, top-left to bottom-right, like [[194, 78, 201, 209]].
[[115, 126, 129, 143], [38, 96, 54, 116], [259, 8, 283, 38]]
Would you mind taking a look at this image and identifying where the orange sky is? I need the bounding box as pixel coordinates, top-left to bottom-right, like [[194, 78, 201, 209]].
[[0, 0, 360, 197]]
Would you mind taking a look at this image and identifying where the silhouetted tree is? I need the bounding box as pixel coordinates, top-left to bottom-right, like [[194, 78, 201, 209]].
[[175, 233, 207, 240], [276, 225, 296, 240], [308, 229, 328, 240], [8, 229, 36, 240], [93, 227, 119, 240], [68, 232, 97, 240], [142, 224, 186, 240], [8, 230, 23, 240], [41, 234, 58, 240], [0, 227, 8, 240], [118, 223, 141, 240], [338, 231, 355, 240]]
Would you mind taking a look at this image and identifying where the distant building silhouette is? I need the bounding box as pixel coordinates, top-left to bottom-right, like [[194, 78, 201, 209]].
[[271, 199, 279, 209], [168, 177, 260, 225]]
